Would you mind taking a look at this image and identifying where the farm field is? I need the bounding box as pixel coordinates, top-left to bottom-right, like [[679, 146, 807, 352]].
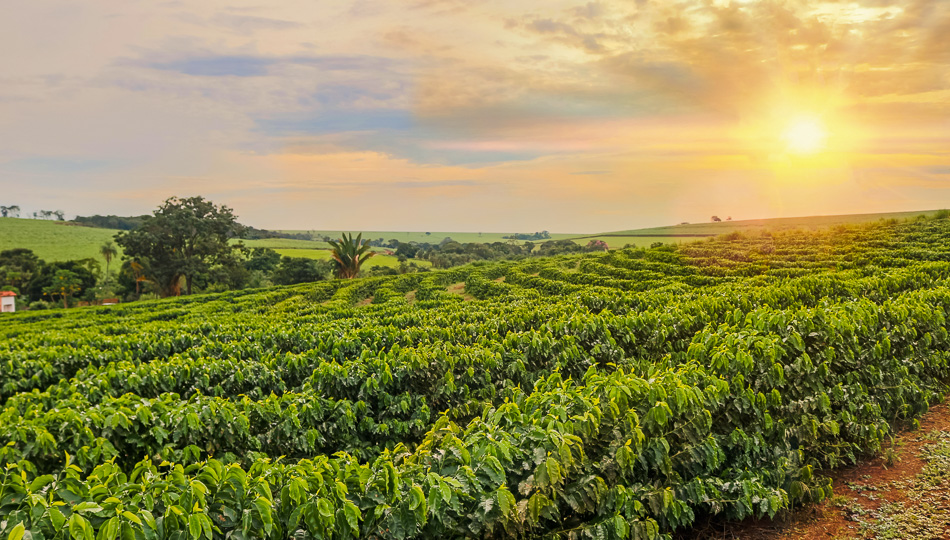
[[240, 238, 332, 250], [596, 209, 942, 238], [278, 230, 581, 245], [0, 217, 123, 265], [563, 235, 693, 249], [0, 219, 414, 270], [271, 248, 433, 268], [3, 215, 950, 538]]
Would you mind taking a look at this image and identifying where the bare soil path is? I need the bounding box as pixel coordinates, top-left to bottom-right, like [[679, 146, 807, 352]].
[[696, 400, 950, 539]]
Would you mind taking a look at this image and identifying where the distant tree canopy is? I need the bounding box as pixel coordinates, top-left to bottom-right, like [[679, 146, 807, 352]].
[[26, 260, 97, 302], [272, 257, 333, 285], [0, 248, 41, 293], [42, 269, 82, 309], [115, 196, 245, 297], [503, 231, 551, 241], [73, 215, 148, 230]]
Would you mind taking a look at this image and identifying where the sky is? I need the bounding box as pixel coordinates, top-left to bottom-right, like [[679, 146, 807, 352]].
[[1, 0, 948, 233]]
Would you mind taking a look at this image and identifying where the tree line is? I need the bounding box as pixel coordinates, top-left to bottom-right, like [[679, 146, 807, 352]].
[[1, 195, 608, 307], [0, 206, 65, 220]]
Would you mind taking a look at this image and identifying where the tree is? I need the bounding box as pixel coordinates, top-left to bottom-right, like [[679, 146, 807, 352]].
[[328, 233, 376, 279], [0, 248, 41, 295], [245, 248, 281, 273], [273, 257, 332, 285], [711, 216, 722, 222], [0, 205, 20, 218], [27, 261, 97, 302], [43, 269, 82, 308], [114, 196, 245, 297], [395, 242, 419, 259], [585, 239, 609, 252], [100, 242, 118, 283], [53, 210, 65, 221]]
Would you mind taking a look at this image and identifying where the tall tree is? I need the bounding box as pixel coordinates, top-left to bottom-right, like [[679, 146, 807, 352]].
[[100, 242, 118, 283], [115, 196, 245, 296], [328, 233, 375, 279]]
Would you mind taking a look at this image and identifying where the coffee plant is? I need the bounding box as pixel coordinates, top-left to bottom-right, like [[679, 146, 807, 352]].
[[3, 217, 950, 539]]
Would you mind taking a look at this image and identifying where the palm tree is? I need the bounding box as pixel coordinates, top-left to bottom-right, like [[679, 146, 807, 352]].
[[100, 242, 118, 283], [328, 232, 376, 279]]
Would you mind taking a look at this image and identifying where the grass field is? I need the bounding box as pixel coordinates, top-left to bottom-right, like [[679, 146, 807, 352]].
[[0, 217, 123, 266], [0, 219, 415, 269], [239, 238, 331, 250], [271, 248, 432, 268]]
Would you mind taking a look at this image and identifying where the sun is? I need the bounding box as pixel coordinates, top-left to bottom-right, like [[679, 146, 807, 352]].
[[782, 115, 828, 155]]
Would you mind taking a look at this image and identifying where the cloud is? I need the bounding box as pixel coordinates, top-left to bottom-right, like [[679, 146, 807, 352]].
[[2, 0, 948, 232], [256, 109, 413, 135], [149, 56, 276, 77]]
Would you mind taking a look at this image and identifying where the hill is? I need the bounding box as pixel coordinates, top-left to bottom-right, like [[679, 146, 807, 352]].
[[568, 209, 943, 248], [0, 217, 123, 265], [0, 218, 420, 269], [2, 215, 950, 538]]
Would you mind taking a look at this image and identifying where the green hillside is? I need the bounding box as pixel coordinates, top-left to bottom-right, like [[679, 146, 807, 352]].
[[0, 217, 123, 265], [3, 215, 950, 538], [0, 218, 415, 269], [590, 209, 942, 238]]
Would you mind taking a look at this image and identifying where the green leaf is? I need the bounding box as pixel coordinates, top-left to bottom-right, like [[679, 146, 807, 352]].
[[253, 497, 273, 535], [439, 481, 452, 503], [29, 475, 55, 492], [96, 517, 119, 540], [408, 486, 425, 510], [121, 512, 142, 526], [344, 502, 360, 536], [49, 507, 67, 530], [73, 502, 103, 514], [68, 514, 91, 540], [140, 510, 157, 530], [7, 523, 25, 540], [188, 515, 202, 540]]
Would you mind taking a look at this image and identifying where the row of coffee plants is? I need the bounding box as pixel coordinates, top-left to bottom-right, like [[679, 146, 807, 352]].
[[2, 216, 950, 539]]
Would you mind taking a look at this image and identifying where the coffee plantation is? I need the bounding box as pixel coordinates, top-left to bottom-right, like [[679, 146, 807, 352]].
[[3, 216, 950, 539]]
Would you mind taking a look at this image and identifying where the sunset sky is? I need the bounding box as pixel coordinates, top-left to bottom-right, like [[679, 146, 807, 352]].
[[2, 0, 948, 232]]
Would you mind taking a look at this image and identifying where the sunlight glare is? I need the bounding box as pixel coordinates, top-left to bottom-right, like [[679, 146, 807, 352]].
[[783, 116, 828, 155]]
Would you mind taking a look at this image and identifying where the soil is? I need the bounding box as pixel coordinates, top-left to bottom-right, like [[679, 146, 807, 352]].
[[699, 400, 950, 539], [446, 282, 475, 301]]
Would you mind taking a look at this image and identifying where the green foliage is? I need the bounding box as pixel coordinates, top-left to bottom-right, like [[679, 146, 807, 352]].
[[115, 196, 245, 296], [41, 269, 83, 308], [3, 217, 950, 538], [273, 257, 333, 285], [329, 233, 376, 279]]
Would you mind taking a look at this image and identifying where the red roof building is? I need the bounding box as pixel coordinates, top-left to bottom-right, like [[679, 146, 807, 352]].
[[1, 291, 16, 313]]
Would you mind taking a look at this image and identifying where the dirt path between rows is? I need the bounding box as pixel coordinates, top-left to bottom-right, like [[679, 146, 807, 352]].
[[698, 400, 950, 539]]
